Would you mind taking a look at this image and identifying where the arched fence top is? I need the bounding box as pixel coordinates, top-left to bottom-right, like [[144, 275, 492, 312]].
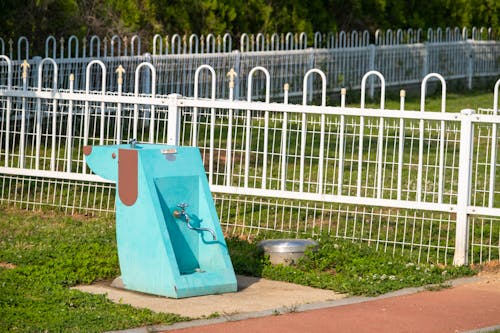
[[89, 35, 101, 58], [247, 66, 270, 103], [420, 73, 446, 113], [171, 34, 182, 54], [17, 36, 29, 61], [206, 34, 216, 53], [360, 70, 385, 109], [134, 62, 156, 95], [0, 55, 12, 89], [194, 64, 216, 100], [303, 68, 327, 106], [270, 33, 280, 50], [255, 33, 265, 51], [222, 33, 232, 52], [68, 35, 79, 58], [285, 32, 294, 50], [240, 33, 250, 52], [110, 35, 121, 57], [189, 34, 199, 54], [153, 34, 163, 55], [299, 32, 307, 49], [37, 57, 58, 91], [493, 78, 500, 115], [130, 35, 141, 56], [85, 60, 107, 93], [314, 32, 322, 48], [2, 26, 497, 60], [45, 36, 57, 59]]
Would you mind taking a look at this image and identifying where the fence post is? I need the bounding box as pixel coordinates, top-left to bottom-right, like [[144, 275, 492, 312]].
[[422, 43, 429, 78], [32, 56, 42, 87], [232, 50, 241, 100], [453, 109, 475, 266], [308, 48, 315, 103], [466, 40, 474, 90], [368, 44, 376, 99], [167, 94, 181, 145]]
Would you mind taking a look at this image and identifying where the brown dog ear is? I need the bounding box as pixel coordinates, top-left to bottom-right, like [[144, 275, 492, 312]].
[[118, 149, 138, 206]]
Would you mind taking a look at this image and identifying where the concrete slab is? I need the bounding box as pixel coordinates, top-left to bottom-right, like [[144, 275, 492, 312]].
[[73, 275, 345, 318]]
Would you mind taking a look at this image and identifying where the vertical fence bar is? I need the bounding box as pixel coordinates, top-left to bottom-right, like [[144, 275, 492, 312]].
[[66, 74, 74, 172], [368, 45, 376, 98], [359, 70, 385, 197], [453, 109, 475, 266], [225, 68, 237, 186], [488, 79, 499, 207], [50, 73, 58, 172], [115, 65, 125, 144], [84, 60, 106, 173], [1, 56, 12, 167], [301, 69, 327, 193], [467, 40, 474, 90], [194, 65, 216, 184], [337, 88, 346, 195], [308, 69, 327, 193], [397, 90, 406, 200], [280, 83, 289, 191], [166, 94, 180, 145], [245, 66, 270, 189], [419, 73, 446, 202], [19, 60, 29, 169], [193, 65, 216, 144], [36, 58, 58, 170], [134, 62, 156, 142]]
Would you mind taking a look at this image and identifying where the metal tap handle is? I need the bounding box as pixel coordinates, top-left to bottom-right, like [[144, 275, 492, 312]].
[[129, 138, 137, 148], [177, 203, 189, 211]]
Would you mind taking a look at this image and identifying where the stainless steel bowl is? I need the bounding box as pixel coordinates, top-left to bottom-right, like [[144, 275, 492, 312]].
[[258, 239, 318, 265]]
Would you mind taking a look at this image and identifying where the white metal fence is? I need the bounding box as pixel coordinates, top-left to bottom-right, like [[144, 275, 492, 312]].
[[0, 39, 499, 103], [0, 60, 499, 266], [1, 26, 498, 60]]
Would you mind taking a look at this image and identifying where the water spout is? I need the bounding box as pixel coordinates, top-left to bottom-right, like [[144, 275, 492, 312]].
[[173, 203, 216, 240]]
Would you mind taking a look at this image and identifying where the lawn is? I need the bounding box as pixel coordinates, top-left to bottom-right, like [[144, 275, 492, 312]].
[[0, 205, 476, 332]]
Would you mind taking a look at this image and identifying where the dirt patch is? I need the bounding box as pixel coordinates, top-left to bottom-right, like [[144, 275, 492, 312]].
[[0, 262, 17, 269], [475, 260, 500, 277]]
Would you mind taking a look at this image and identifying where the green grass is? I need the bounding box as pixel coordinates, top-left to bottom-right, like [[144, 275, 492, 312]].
[[0, 205, 478, 331], [359, 88, 496, 113], [227, 235, 476, 297], [0, 206, 187, 333]]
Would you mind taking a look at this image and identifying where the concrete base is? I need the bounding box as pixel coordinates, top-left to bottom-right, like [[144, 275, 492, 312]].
[[73, 275, 344, 318]]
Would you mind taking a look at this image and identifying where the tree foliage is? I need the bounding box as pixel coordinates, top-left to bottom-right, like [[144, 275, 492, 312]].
[[0, 0, 498, 49]]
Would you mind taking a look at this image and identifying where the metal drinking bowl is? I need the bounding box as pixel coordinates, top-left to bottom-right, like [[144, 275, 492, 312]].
[[258, 239, 318, 266]]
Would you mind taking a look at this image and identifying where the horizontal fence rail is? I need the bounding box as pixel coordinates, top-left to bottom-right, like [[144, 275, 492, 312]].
[[0, 63, 499, 266]]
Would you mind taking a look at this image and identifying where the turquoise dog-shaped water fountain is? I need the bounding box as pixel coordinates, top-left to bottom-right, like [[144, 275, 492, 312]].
[[83, 142, 237, 298]]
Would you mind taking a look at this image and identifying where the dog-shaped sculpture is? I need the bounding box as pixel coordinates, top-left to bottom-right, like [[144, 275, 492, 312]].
[[84, 143, 237, 298]]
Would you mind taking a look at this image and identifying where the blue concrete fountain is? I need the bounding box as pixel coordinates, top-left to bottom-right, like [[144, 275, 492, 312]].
[[83, 142, 237, 298]]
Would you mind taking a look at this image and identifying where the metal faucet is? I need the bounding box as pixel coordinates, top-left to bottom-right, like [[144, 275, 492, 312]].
[[129, 138, 137, 148], [173, 203, 217, 240]]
